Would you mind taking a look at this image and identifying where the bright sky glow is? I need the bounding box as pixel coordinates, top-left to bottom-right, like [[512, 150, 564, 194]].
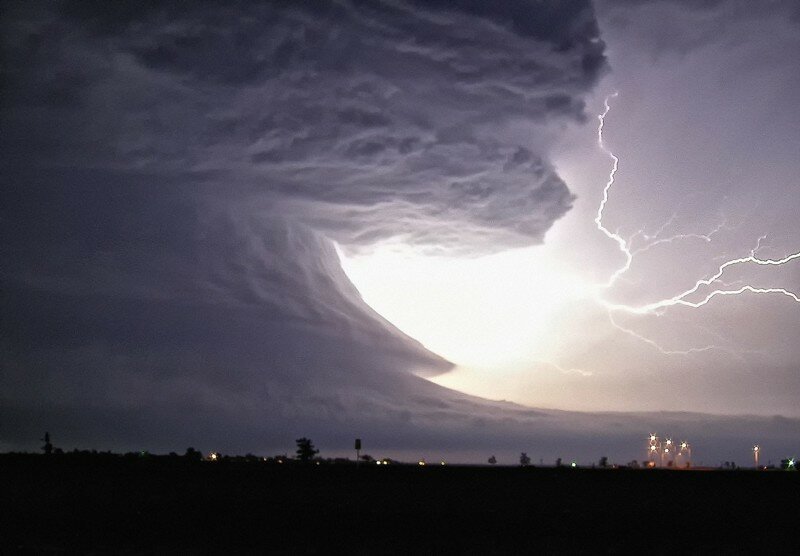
[[338, 242, 589, 369]]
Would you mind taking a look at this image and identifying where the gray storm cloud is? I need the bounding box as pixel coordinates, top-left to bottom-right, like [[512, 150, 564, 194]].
[[0, 0, 610, 455], [3, 0, 605, 253]]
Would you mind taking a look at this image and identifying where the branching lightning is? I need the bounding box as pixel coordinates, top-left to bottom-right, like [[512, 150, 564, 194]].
[[593, 92, 800, 354], [629, 216, 728, 257]]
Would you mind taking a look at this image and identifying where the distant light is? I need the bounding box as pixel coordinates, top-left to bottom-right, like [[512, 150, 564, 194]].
[[664, 448, 669, 454], [440, 461, 446, 466], [650, 434, 656, 441], [788, 458, 796, 469], [753, 445, 759, 452], [316, 461, 320, 466], [376, 461, 382, 465], [209, 452, 218, 461], [650, 446, 657, 452], [666, 439, 672, 445], [278, 459, 283, 464], [418, 460, 426, 466], [571, 461, 577, 468], [681, 442, 687, 449]]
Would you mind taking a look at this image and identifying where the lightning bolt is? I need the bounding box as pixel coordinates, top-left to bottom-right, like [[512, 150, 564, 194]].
[[607, 312, 717, 356], [630, 216, 728, 257], [593, 92, 800, 354], [594, 92, 632, 289]]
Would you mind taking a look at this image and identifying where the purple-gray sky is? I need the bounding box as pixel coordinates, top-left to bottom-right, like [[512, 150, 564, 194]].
[[2, 0, 798, 465]]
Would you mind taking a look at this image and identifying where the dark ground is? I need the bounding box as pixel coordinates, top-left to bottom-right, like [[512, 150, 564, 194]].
[[3, 454, 798, 554]]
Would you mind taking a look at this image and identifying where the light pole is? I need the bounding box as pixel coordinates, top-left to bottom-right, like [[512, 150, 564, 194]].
[[679, 441, 691, 468], [648, 433, 660, 467], [753, 445, 759, 469]]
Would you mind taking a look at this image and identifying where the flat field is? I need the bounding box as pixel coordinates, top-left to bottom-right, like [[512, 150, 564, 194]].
[[3, 454, 797, 554]]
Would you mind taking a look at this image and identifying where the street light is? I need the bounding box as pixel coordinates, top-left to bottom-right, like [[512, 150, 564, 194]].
[[678, 441, 691, 468], [648, 433, 660, 466], [753, 445, 760, 469]]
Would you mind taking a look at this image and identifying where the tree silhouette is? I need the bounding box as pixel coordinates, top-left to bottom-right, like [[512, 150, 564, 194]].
[[488, 455, 497, 465], [184, 447, 202, 462], [556, 458, 562, 467], [519, 452, 531, 466], [41, 432, 53, 455], [599, 456, 608, 468], [295, 437, 319, 462]]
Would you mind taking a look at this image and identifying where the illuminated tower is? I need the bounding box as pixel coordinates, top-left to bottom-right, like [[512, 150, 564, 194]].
[[753, 445, 760, 469], [662, 437, 674, 467], [677, 441, 691, 468], [647, 433, 660, 467]]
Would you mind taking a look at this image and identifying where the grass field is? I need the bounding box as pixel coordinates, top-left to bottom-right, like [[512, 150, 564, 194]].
[[4, 453, 798, 554]]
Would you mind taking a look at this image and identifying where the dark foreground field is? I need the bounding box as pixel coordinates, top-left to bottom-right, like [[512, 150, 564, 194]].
[[3, 454, 798, 554]]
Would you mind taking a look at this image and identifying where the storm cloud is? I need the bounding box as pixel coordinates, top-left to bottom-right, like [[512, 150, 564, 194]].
[[3, 0, 605, 253], [0, 0, 614, 456]]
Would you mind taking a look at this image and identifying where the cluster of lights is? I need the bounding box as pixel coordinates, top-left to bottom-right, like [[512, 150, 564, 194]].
[[646, 433, 691, 467], [375, 459, 391, 465]]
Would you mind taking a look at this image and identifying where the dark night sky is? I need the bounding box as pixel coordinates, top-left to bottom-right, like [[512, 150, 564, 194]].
[[2, 0, 799, 465]]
